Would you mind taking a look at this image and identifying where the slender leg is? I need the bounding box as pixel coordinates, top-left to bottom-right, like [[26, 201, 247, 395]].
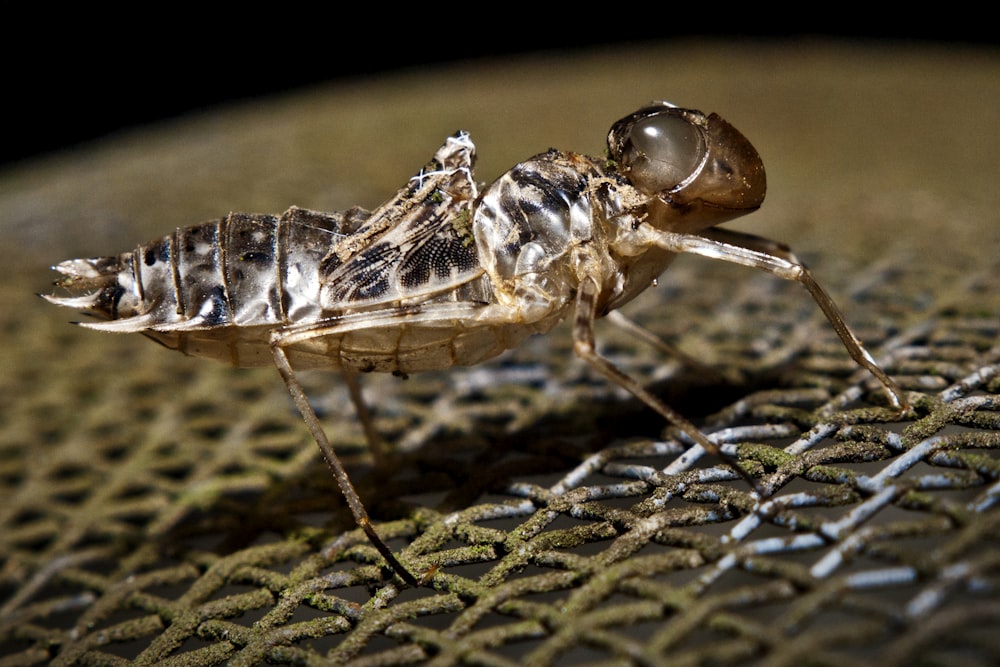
[[636, 223, 906, 410], [270, 342, 419, 586], [261, 300, 491, 586], [604, 310, 738, 384], [342, 370, 386, 467], [574, 275, 763, 493]]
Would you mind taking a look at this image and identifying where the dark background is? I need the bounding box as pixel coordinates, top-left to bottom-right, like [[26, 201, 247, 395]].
[[4, 17, 992, 168]]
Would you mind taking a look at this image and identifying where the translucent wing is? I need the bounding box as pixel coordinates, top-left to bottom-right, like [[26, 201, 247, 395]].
[[319, 132, 485, 310]]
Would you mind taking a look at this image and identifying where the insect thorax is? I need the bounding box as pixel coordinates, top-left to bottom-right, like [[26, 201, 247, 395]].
[[474, 151, 605, 320], [473, 149, 668, 321]]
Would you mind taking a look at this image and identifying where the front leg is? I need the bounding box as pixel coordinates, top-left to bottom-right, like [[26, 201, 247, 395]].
[[635, 223, 906, 410]]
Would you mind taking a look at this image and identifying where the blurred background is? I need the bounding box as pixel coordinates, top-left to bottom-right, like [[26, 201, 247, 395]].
[[4, 15, 993, 167]]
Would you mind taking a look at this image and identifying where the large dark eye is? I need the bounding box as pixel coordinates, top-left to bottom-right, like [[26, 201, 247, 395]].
[[621, 113, 706, 194]]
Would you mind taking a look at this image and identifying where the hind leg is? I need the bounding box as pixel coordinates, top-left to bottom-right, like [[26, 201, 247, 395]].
[[269, 339, 419, 586]]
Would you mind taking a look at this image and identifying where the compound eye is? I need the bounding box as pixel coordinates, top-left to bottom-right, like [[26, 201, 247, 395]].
[[622, 113, 706, 194]]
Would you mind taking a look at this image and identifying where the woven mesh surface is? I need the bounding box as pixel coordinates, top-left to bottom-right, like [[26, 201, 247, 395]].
[[2, 42, 999, 665]]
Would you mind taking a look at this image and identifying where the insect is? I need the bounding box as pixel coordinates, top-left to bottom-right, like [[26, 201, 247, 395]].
[[44, 101, 904, 586]]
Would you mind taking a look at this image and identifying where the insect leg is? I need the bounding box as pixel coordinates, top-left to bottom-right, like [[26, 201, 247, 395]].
[[266, 302, 495, 585], [604, 310, 738, 384], [342, 370, 386, 467], [636, 223, 906, 410], [269, 339, 419, 587], [574, 275, 763, 493]]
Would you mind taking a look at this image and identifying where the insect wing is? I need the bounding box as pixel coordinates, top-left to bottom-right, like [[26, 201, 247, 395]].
[[319, 132, 485, 310]]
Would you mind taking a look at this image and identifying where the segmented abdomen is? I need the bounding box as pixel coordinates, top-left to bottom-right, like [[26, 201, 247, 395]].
[[46, 206, 368, 365]]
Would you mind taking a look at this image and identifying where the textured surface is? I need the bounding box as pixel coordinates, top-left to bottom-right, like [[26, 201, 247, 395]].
[[2, 41, 999, 665]]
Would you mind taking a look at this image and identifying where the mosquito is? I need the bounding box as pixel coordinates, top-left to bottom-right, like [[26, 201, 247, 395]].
[[44, 101, 905, 586]]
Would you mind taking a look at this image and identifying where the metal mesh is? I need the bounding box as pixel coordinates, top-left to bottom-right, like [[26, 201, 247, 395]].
[[3, 43, 1000, 666], [3, 246, 998, 665]]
